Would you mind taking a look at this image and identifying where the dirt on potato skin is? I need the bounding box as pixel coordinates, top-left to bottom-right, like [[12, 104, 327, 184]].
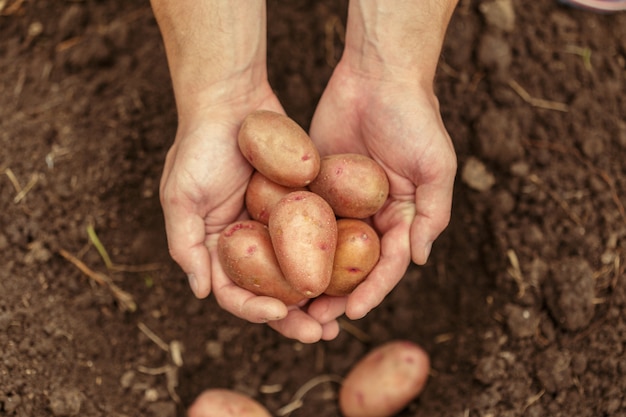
[[1, 1, 626, 417]]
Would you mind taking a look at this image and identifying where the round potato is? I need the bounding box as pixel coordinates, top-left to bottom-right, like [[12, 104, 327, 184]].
[[238, 110, 320, 187], [268, 191, 337, 298], [325, 219, 380, 296], [245, 170, 306, 225], [308, 153, 389, 219], [187, 389, 272, 417], [339, 340, 431, 417], [217, 220, 306, 305]]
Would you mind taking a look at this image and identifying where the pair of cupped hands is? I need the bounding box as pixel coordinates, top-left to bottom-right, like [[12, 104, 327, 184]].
[[159, 62, 457, 343]]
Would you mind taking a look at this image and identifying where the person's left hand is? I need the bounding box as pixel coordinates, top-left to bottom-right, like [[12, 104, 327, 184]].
[[307, 62, 457, 321], [159, 81, 343, 343]]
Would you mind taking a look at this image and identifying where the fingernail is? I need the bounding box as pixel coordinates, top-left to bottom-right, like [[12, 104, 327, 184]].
[[187, 273, 199, 296], [424, 241, 433, 263]]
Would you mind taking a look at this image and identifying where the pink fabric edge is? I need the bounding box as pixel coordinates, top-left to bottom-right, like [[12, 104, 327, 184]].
[[560, 0, 626, 12]]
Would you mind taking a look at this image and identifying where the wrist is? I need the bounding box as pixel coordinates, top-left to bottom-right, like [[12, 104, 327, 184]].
[[151, 0, 269, 117], [175, 65, 272, 123], [342, 0, 458, 83], [174, 80, 278, 141]]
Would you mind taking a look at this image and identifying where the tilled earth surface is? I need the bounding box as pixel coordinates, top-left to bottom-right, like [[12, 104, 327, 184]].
[[1, 1, 625, 416]]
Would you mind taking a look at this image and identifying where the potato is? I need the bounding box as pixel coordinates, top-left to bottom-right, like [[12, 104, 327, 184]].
[[308, 153, 389, 219], [325, 219, 380, 296], [217, 220, 306, 305], [187, 389, 272, 417], [245, 170, 306, 225], [268, 190, 337, 297], [238, 110, 320, 187], [339, 340, 430, 417]]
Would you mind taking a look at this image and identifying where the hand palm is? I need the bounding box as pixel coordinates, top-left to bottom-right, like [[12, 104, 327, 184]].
[[160, 90, 343, 342], [309, 66, 456, 319]]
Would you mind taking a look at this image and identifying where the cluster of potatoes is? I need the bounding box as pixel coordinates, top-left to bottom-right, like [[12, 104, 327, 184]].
[[209, 111, 431, 417], [189, 340, 431, 417], [218, 110, 389, 304]]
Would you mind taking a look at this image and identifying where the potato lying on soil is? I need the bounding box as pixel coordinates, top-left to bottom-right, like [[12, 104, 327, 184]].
[[339, 340, 430, 417], [187, 388, 272, 417], [245, 170, 306, 225], [308, 153, 389, 219], [268, 190, 337, 298], [325, 218, 380, 296], [217, 220, 306, 305], [238, 110, 320, 187]]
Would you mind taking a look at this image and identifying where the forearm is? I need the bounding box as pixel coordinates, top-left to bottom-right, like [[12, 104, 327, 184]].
[[343, 0, 458, 83], [150, 0, 268, 116]]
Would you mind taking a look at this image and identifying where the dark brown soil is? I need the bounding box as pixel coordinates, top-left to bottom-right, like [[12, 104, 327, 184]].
[[2, 1, 626, 416]]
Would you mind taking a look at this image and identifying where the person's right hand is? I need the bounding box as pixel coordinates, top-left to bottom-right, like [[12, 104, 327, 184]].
[[307, 63, 456, 321]]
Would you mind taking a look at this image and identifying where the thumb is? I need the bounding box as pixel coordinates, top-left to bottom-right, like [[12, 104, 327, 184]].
[[410, 174, 455, 265]]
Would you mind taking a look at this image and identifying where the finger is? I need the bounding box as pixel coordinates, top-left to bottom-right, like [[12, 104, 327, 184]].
[[409, 124, 456, 265], [267, 308, 324, 343], [162, 200, 213, 298], [306, 295, 347, 324], [220, 293, 288, 323], [320, 320, 341, 341], [210, 242, 288, 322], [307, 296, 343, 340], [346, 218, 411, 320], [410, 171, 455, 265], [345, 222, 411, 320]]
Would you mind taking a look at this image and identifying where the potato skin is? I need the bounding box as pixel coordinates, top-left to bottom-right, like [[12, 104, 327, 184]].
[[268, 191, 337, 297], [245, 171, 306, 225], [339, 340, 430, 417], [308, 153, 389, 219], [217, 220, 306, 305], [187, 389, 272, 417], [325, 219, 380, 296], [238, 110, 320, 187]]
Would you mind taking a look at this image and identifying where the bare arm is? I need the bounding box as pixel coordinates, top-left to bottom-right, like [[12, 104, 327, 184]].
[[151, 0, 275, 299], [150, 0, 269, 120], [343, 0, 458, 84]]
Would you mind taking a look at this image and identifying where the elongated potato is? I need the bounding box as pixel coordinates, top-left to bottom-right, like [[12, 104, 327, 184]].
[[325, 219, 380, 296], [245, 171, 306, 225], [308, 153, 389, 219], [268, 191, 337, 297], [339, 341, 431, 417], [238, 110, 320, 187], [187, 389, 272, 417], [217, 220, 306, 305]]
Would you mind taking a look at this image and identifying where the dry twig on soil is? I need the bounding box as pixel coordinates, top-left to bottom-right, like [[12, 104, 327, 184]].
[[0, 0, 24, 16], [338, 318, 371, 343], [506, 249, 527, 298], [564, 44, 593, 72], [86, 224, 161, 272], [276, 374, 343, 416], [508, 79, 569, 112], [136, 322, 184, 403], [4, 168, 39, 203], [58, 248, 137, 312]]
